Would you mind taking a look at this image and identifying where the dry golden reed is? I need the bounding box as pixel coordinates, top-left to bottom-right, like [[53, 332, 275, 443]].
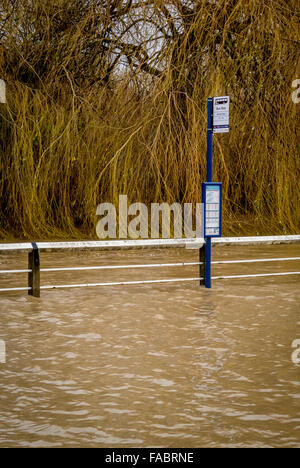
[[0, 0, 299, 239]]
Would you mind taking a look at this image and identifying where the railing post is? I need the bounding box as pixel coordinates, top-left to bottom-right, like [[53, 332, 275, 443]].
[[28, 243, 40, 297], [200, 244, 206, 286]]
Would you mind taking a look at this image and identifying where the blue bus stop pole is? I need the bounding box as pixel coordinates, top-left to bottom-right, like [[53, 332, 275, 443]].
[[207, 98, 213, 182], [205, 98, 213, 288]]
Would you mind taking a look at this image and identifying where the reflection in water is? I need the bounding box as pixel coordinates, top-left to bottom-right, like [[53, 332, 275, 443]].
[[0, 244, 299, 447]]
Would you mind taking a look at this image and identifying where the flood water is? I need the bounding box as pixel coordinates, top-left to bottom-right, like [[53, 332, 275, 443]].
[[0, 244, 299, 448]]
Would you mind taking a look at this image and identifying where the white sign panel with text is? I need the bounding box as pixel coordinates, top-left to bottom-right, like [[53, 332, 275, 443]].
[[213, 96, 229, 133]]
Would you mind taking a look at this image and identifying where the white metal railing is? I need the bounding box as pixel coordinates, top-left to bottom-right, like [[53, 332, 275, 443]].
[[1, 257, 300, 275], [1, 235, 300, 253], [213, 272, 300, 280], [0, 236, 299, 296], [0, 238, 203, 252]]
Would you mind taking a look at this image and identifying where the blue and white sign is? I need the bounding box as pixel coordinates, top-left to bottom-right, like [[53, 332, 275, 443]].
[[213, 96, 229, 133], [202, 183, 222, 237]]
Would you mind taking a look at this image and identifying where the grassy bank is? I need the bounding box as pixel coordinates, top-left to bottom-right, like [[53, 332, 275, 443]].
[[0, 0, 299, 240]]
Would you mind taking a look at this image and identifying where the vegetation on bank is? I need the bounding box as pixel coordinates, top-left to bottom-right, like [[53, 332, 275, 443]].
[[0, 0, 299, 240]]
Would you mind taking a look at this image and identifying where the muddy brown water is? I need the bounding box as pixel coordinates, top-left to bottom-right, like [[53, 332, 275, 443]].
[[0, 244, 299, 448]]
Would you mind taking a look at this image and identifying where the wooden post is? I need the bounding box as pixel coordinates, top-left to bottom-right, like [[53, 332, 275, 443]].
[[200, 244, 206, 286], [28, 243, 40, 297]]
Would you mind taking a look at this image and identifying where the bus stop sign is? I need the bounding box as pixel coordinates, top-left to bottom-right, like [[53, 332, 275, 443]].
[[202, 182, 222, 238], [213, 96, 229, 133]]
